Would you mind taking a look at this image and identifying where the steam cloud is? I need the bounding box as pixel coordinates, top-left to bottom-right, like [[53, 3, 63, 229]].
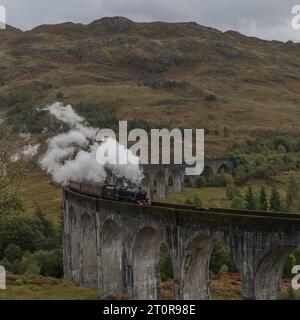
[[39, 102, 144, 185]]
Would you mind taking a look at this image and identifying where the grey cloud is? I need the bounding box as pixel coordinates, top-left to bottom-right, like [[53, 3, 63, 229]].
[[1, 0, 300, 41]]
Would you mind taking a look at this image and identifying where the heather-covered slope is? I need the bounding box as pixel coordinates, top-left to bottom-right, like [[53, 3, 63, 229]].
[[1, 16, 300, 154]]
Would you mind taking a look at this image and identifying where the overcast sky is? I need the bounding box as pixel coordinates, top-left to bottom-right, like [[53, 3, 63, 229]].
[[1, 0, 300, 42]]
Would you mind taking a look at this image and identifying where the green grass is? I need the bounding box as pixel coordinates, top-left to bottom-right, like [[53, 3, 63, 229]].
[[162, 177, 291, 209], [0, 275, 97, 300], [0, 284, 97, 300], [21, 171, 62, 225], [162, 186, 230, 208]]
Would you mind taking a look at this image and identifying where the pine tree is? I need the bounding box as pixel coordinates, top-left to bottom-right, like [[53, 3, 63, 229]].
[[245, 186, 256, 210], [258, 186, 268, 211], [34, 207, 55, 238], [286, 176, 300, 211], [270, 186, 282, 212]]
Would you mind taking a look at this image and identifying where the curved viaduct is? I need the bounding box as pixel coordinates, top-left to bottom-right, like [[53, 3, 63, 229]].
[[107, 157, 235, 199], [63, 188, 300, 300]]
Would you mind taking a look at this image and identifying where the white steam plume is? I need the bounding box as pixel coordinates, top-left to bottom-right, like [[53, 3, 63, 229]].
[[39, 102, 144, 185]]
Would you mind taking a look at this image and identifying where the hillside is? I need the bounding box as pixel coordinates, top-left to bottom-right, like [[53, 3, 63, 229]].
[[1, 16, 300, 155]]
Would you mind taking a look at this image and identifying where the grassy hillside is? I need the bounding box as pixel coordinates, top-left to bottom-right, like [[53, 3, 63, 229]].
[[1, 17, 300, 155]]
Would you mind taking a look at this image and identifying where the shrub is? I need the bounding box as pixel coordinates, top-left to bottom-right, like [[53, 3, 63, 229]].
[[75, 102, 120, 129], [226, 184, 239, 200], [185, 199, 193, 205], [4, 244, 23, 263], [283, 254, 297, 279], [231, 196, 247, 209], [56, 91, 64, 101], [40, 250, 63, 278], [193, 194, 203, 207], [273, 136, 290, 151], [160, 243, 173, 282], [217, 170, 234, 186], [19, 250, 63, 278], [25, 263, 41, 276], [219, 264, 229, 274], [280, 286, 300, 300], [195, 176, 206, 188], [210, 244, 236, 274], [6, 105, 62, 134], [0, 215, 42, 256], [235, 166, 248, 185], [204, 94, 217, 102], [34, 208, 55, 238], [185, 194, 203, 207]]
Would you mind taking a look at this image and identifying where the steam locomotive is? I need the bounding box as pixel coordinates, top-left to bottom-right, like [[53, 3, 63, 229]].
[[69, 181, 151, 206]]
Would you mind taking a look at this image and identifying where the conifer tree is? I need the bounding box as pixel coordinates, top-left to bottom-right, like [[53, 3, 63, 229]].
[[258, 186, 268, 211], [245, 186, 256, 210], [286, 176, 300, 211], [270, 186, 282, 212]]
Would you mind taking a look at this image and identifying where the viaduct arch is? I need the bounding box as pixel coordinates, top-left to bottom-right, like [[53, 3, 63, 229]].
[[63, 189, 300, 300], [106, 158, 235, 200]]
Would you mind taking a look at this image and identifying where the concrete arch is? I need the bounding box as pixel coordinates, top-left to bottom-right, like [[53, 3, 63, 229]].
[[169, 170, 182, 193], [254, 245, 297, 300], [69, 207, 80, 280], [153, 172, 167, 199], [100, 219, 124, 297], [131, 226, 161, 299], [181, 234, 216, 300], [81, 213, 97, 287], [168, 175, 174, 193]]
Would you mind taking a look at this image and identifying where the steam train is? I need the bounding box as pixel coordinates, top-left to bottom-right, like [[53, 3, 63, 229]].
[[69, 181, 151, 206]]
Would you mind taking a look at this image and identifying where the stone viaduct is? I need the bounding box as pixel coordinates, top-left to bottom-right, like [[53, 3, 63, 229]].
[[106, 157, 235, 199], [63, 188, 300, 300]]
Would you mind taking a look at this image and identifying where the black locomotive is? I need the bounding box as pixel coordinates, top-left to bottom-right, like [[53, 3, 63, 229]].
[[69, 181, 151, 206]]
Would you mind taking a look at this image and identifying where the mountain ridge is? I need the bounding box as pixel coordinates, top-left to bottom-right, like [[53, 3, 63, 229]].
[[1, 16, 300, 155]]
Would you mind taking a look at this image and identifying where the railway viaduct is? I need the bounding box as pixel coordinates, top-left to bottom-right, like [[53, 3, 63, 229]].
[[63, 188, 300, 300], [107, 157, 235, 199]]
